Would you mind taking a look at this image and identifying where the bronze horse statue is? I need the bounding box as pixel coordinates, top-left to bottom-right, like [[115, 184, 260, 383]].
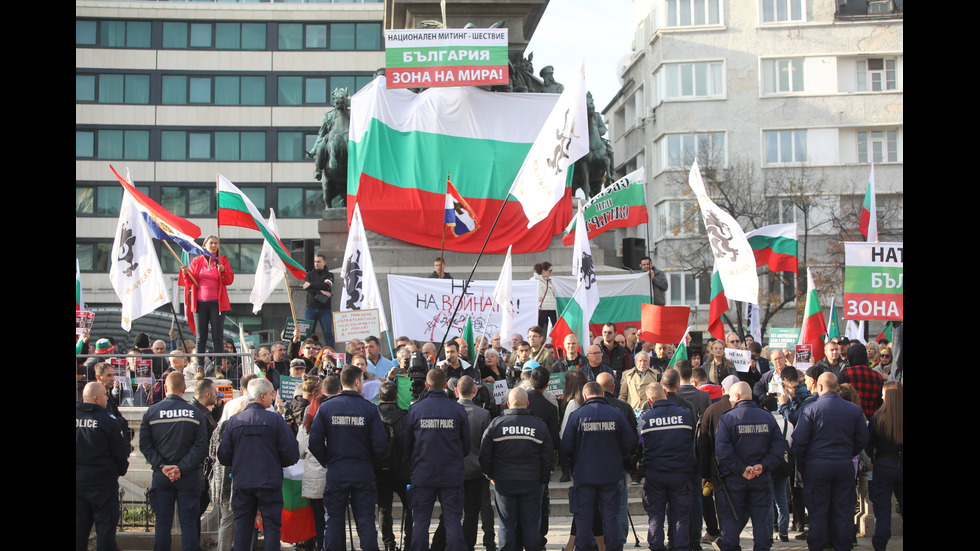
[[308, 88, 351, 208]]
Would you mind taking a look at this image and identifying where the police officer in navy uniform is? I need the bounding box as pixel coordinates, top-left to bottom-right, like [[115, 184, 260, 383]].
[[139, 372, 208, 551], [560, 381, 636, 551], [637, 383, 694, 551], [405, 368, 471, 551], [480, 387, 553, 551], [309, 365, 389, 551], [714, 381, 786, 551], [791, 372, 868, 551], [77, 382, 130, 551], [217, 378, 300, 551]]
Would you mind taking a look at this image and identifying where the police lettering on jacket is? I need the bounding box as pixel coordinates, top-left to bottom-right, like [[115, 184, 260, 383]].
[[419, 418, 455, 429], [331, 415, 366, 426], [643, 415, 687, 428], [155, 408, 198, 420]]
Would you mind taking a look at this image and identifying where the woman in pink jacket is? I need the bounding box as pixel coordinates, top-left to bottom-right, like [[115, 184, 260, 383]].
[[179, 235, 234, 364]]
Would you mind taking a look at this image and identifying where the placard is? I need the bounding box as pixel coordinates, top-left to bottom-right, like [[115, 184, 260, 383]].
[[493, 380, 508, 405], [547, 372, 565, 398], [725, 348, 752, 373], [280, 375, 301, 401], [133, 358, 153, 386], [795, 344, 814, 372], [215, 384, 234, 405], [334, 309, 382, 343], [283, 318, 315, 341], [767, 328, 801, 350], [76, 310, 95, 335], [843, 242, 903, 320], [385, 28, 508, 88]]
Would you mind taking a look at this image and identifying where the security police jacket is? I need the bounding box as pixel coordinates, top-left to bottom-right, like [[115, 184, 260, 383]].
[[139, 394, 208, 474], [560, 397, 636, 486], [405, 389, 470, 487], [309, 389, 388, 487], [715, 400, 785, 479], [77, 402, 130, 487]]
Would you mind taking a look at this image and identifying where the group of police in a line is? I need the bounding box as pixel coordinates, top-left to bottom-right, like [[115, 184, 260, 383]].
[[77, 362, 868, 551]]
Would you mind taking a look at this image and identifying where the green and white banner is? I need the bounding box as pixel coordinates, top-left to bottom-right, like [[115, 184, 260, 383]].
[[384, 28, 508, 88], [843, 242, 903, 320]]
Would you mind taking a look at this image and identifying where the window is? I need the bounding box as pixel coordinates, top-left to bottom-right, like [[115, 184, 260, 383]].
[[76, 73, 150, 104], [76, 130, 150, 160], [762, 59, 804, 93], [655, 61, 724, 102], [857, 58, 896, 91], [668, 272, 710, 306], [278, 187, 325, 217], [660, 132, 725, 168], [858, 130, 898, 163], [665, 0, 721, 26], [161, 187, 214, 217], [764, 130, 807, 164], [278, 132, 318, 161], [768, 198, 802, 230], [160, 131, 266, 161], [277, 22, 382, 51], [277, 75, 373, 105], [76, 20, 151, 48], [762, 0, 804, 23], [76, 242, 113, 273], [221, 242, 263, 274], [162, 22, 266, 50], [161, 75, 265, 106], [656, 201, 703, 237]]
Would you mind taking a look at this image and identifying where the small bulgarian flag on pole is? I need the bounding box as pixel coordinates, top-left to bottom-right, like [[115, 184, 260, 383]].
[[746, 223, 798, 273], [859, 164, 878, 242], [667, 327, 691, 368], [798, 267, 828, 363], [216, 174, 306, 279], [708, 262, 728, 341]]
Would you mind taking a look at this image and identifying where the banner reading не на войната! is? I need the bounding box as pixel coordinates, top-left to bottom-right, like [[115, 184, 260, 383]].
[[384, 28, 508, 88]]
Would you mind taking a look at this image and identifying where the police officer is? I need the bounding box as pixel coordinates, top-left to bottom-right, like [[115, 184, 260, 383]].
[[714, 382, 786, 551], [139, 372, 208, 551], [217, 378, 299, 551], [405, 368, 470, 551], [77, 382, 130, 551], [791, 373, 868, 551], [309, 365, 389, 551], [560, 381, 636, 551], [480, 387, 553, 551], [637, 383, 694, 551]]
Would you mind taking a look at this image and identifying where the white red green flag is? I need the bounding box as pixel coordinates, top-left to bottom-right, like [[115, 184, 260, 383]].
[[217, 174, 306, 279], [667, 328, 691, 368], [746, 223, 798, 273], [550, 272, 653, 351], [859, 164, 878, 242], [492, 245, 514, 342], [688, 160, 758, 303], [708, 262, 728, 341], [249, 209, 286, 314], [798, 267, 828, 363], [561, 167, 648, 246]]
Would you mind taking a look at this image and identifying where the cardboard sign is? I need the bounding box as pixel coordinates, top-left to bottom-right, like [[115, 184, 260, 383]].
[[767, 328, 801, 350], [76, 310, 95, 335], [334, 309, 382, 343], [279, 375, 302, 401], [493, 380, 508, 405], [725, 348, 752, 373], [547, 372, 565, 398], [283, 319, 315, 340]]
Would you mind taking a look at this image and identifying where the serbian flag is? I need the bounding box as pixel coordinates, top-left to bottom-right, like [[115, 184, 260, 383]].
[[639, 304, 691, 345], [708, 262, 729, 341], [798, 267, 827, 363], [444, 176, 479, 237], [217, 174, 306, 279], [746, 224, 798, 273], [859, 164, 878, 242], [109, 165, 214, 259], [280, 462, 315, 543]]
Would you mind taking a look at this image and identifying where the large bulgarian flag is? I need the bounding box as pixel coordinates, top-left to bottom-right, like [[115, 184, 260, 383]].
[[217, 174, 306, 279], [347, 77, 573, 254], [799, 267, 828, 363], [708, 262, 728, 341], [561, 167, 648, 246], [550, 272, 652, 352], [746, 223, 798, 273]]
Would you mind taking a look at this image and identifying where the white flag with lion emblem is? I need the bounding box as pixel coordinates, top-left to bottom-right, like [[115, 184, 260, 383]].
[[340, 203, 388, 332], [109, 192, 169, 331]]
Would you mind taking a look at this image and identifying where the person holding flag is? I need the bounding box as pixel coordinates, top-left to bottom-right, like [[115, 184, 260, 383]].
[[179, 235, 234, 365]]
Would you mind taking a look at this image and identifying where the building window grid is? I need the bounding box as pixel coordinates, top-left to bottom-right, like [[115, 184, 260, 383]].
[[764, 130, 807, 165], [857, 58, 896, 91], [76, 20, 151, 48], [76, 73, 151, 104], [762, 58, 804, 94], [162, 21, 267, 50], [665, 0, 722, 27], [661, 132, 726, 169], [761, 0, 805, 23], [656, 61, 724, 102], [277, 22, 382, 51], [277, 74, 374, 105], [857, 130, 898, 164], [160, 131, 266, 162], [278, 187, 326, 218], [161, 75, 266, 106], [76, 129, 150, 160]]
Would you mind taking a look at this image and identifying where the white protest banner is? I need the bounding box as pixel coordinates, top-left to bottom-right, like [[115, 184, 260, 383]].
[[334, 309, 382, 343], [493, 380, 508, 405], [725, 348, 752, 373], [387, 275, 536, 343]]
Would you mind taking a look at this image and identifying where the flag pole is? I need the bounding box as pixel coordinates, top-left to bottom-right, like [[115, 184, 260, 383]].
[[282, 273, 299, 333], [163, 241, 198, 286]]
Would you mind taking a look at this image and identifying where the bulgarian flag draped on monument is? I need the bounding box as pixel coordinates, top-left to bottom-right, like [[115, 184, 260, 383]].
[[799, 267, 828, 363], [746, 223, 798, 273], [348, 77, 572, 254], [561, 167, 648, 246], [217, 174, 306, 279]]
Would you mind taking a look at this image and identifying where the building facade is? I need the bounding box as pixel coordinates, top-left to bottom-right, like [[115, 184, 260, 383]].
[[602, 0, 903, 337], [76, 0, 385, 340]]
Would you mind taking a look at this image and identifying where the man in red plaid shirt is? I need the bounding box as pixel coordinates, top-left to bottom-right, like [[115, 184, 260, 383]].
[[838, 344, 884, 419]]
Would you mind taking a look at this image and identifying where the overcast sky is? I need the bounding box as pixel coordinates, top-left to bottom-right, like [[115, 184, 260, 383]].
[[525, 0, 636, 111]]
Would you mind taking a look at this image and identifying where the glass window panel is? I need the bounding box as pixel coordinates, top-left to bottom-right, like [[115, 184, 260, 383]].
[[76, 75, 96, 102], [98, 187, 123, 216], [765, 132, 778, 164], [99, 74, 124, 103], [127, 21, 151, 48], [124, 130, 149, 160], [794, 130, 807, 162], [278, 23, 302, 50], [710, 63, 723, 95], [857, 132, 868, 163], [681, 64, 694, 96], [680, 0, 692, 25], [77, 131, 95, 158], [162, 75, 187, 104], [306, 25, 327, 49], [709, 0, 720, 23], [887, 131, 897, 162], [214, 76, 240, 105], [241, 76, 265, 105], [791, 59, 803, 91], [240, 132, 265, 161], [791, 0, 802, 20], [278, 188, 303, 217], [695, 63, 707, 96], [667, 135, 681, 167], [161, 187, 188, 216], [190, 23, 212, 48], [215, 132, 240, 161], [668, 0, 679, 26], [356, 75, 374, 92], [100, 21, 126, 47], [278, 76, 302, 106], [98, 130, 123, 159], [779, 132, 792, 163], [243, 188, 266, 212], [242, 23, 266, 50], [161, 131, 187, 161], [76, 188, 95, 215], [125, 75, 150, 104], [77, 21, 97, 45], [684, 273, 697, 305], [306, 78, 327, 104], [331, 76, 355, 97], [694, 0, 706, 25], [683, 134, 696, 165], [670, 274, 682, 304], [189, 133, 211, 159], [163, 22, 188, 48], [303, 189, 325, 215], [238, 243, 261, 274], [190, 77, 211, 103], [215, 23, 240, 49], [356, 23, 381, 50], [278, 132, 303, 161], [188, 189, 212, 216], [778, 60, 790, 92], [330, 23, 355, 50]]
